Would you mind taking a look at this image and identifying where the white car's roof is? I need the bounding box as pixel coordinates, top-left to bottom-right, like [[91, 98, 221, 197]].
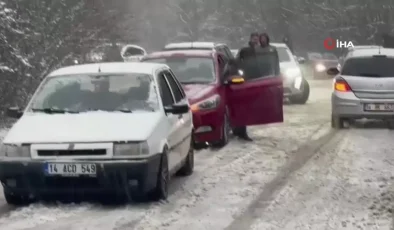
[[270, 43, 289, 48], [347, 47, 394, 58], [348, 45, 380, 50], [48, 62, 168, 77], [164, 42, 221, 49]]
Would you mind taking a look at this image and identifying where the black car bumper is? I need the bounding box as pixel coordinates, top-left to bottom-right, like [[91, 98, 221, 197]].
[[0, 154, 161, 197]]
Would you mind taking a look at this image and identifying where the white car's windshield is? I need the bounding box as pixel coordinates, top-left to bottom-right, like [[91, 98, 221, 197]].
[[27, 73, 159, 113], [308, 52, 322, 60], [144, 57, 215, 84], [277, 48, 291, 62], [323, 53, 338, 60]]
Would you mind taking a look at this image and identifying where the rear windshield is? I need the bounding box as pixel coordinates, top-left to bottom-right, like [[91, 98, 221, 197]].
[[143, 57, 215, 84], [341, 56, 394, 77], [277, 48, 291, 62]]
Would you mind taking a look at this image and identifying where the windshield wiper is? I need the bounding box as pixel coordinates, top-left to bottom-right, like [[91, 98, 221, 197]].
[[32, 108, 79, 114], [116, 109, 133, 113]]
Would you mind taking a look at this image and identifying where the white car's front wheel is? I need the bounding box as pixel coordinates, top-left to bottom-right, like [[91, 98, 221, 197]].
[[149, 150, 169, 201], [3, 188, 30, 206], [289, 79, 310, 104], [177, 134, 194, 176]]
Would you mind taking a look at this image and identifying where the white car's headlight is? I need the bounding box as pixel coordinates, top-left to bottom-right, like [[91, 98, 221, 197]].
[[315, 64, 326, 72], [0, 144, 30, 158], [284, 68, 302, 78], [113, 142, 149, 156], [190, 94, 220, 111]]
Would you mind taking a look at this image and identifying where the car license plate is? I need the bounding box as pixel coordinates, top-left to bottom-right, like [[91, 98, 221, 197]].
[[364, 103, 394, 111], [44, 163, 96, 176]]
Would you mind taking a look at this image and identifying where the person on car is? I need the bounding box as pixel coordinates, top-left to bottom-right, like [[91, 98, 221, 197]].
[[231, 33, 261, 142], [102, 42, 123, 62]]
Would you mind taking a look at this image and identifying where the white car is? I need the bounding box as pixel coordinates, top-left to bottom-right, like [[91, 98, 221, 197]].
[[271, 43, 310, 104], [0, 62, 194, 204]]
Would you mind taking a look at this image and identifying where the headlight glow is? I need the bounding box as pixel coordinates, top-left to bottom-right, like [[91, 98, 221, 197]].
[[284, 68, 302, 78], [191, 94, 220, 111], [113, 142, 149, 156], [0, 144, 30, 158], [315, 64, 326, 72]]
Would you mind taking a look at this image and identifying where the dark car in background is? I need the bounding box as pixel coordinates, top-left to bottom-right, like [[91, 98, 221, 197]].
[[307, 52, 339, 79]]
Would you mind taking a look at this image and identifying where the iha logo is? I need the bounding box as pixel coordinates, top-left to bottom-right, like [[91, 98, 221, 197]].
[[324, 38, 354, 50]]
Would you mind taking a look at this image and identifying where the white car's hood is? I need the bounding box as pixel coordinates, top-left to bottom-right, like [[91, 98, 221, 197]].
[[4, 112, 161, 144], [279, 62, 298, 70]]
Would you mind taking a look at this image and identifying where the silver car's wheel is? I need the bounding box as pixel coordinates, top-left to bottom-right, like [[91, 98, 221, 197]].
[[331, 114, 345, 129]]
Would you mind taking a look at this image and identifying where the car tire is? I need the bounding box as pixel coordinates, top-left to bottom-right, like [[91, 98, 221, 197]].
[[149, 149, 169, 201], [177, 135, 194, 176], [212, 111, 230, 148], [387, 120, 394, 129], [331, 114, 345, 129], [289, 79, 310, 104], [3, 189, 29, 206]]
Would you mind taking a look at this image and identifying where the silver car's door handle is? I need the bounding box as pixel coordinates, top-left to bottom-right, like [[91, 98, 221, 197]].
[[178, 114, 183, 119]]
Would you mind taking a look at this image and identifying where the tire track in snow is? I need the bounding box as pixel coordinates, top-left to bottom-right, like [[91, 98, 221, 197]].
[[225, 128, 338, 230], [14, 123, 328, 230]]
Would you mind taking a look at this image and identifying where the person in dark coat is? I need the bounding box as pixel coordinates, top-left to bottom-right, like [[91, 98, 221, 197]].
[[260, 33, 280, 74], [231, 32, 261, 142], [236, 32, 260, 61], [102, 42, 124, 62]]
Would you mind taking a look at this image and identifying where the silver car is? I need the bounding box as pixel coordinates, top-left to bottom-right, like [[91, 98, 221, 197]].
[[329, 47, 394, 128], [271, 43, 310, 104]]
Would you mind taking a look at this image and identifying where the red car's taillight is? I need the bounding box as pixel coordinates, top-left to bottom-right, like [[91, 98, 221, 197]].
[[334, 77, 352, 92]]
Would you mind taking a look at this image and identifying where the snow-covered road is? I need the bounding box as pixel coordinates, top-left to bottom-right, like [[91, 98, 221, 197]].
[[1, 79, 391, 229]]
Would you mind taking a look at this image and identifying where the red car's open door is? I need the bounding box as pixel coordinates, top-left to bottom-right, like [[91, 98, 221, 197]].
[[226, 47, 284, 127], [226, 76, 283, 127]]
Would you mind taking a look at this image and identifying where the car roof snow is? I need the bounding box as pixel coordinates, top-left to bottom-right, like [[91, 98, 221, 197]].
[[164, 42, 226, 50], [347, 47, 394, 58], [145, 50, 214, 58], [48, 62, 168, 77]]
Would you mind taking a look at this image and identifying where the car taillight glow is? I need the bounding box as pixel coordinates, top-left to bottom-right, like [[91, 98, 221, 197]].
[[334, 78, 352, 92]]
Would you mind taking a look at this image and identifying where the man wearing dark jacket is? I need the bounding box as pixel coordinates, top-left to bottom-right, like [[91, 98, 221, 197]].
[[237, 32, 260, 61], [260, 33, 280, 74], [231, 32, 261, 141], [103, 42, 124, 62]]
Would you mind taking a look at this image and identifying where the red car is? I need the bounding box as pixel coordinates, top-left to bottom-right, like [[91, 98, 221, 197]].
[[141, 49, 283, 148]]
